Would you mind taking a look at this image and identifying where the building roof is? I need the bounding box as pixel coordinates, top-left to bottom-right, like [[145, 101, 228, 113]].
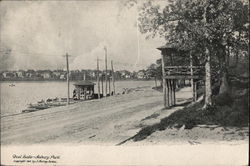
[[73, 80, 95, 86]]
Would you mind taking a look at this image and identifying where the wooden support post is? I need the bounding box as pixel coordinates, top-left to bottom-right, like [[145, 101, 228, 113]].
[[169, 53, 174, 107], [65, 53, 70, 105], [169, 52, 176, 106], [192, 83, 196, 102], [194, 81, 197, 101], [84, 87, 87, 100], [161, 53, 167, 108], [97, 57, 100, 99], [101, 74, 104, 96], [111, 60, 115, 95], [171, 80, 175, 106], [104, 46, 108, 97], [169, 79, 173, 106], [77, 88, 80, 100], [108, 74, 111, 96], [173, 80, 176, 105], [166, 80, 170, 107]]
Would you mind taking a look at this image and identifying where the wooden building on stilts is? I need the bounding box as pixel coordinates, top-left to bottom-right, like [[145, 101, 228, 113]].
[[157, 43, 204, 108]]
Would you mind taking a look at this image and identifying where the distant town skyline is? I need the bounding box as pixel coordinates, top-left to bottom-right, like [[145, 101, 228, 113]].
[[0, 0, 166, 72], [0, 68, 151, 81]]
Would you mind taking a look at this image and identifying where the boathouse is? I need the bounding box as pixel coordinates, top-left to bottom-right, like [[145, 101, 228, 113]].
[[73, 81, 95, 100]]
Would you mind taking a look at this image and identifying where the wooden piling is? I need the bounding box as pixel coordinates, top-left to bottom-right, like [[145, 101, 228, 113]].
[[108, 73, 111, 96], [84, 87, 87, 100], [166, 79, 170, 107], [77, 88, 80, 100], [97, 57, 100, 99], [171, 80, 175, 106], [194, 81, 197, 101], [65, 53, 70, 105], [101, 73, 104, 96], [111, 60, 115, 95], [173, 80, 176, 105], [169, 79, 173, 106], [104, 46, 108, 97], [169, 53, 175, 106]]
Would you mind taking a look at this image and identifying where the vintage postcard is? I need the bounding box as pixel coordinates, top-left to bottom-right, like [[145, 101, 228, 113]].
[[0, 0, 249, 165]]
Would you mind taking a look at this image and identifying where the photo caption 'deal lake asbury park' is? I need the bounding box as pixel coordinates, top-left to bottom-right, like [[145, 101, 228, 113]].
[[0, 0, 249, 165]]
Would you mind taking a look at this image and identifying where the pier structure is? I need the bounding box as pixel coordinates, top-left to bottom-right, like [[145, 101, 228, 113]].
[[96, 46, 116, 98], [157, 43, 204, 108]]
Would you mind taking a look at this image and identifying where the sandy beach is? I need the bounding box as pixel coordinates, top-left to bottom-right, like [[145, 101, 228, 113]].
[[1, 86, 248, 146], [1, 86, 188, 145]]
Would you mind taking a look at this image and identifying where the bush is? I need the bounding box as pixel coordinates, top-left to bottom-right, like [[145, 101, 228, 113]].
[[185, 118, 197, 129], [213, 92, 233, 106]]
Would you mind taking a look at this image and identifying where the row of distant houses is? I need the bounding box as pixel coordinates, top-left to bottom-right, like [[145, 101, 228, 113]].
[[0, 69, 150, 81], [1, 70, 67, 80]]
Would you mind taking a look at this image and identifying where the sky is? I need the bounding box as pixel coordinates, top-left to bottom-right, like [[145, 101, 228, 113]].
[[0, 0, 166, 72]]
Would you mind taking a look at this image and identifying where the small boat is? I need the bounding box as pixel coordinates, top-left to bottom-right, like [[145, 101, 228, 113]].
[[9, 84, 15, 87], [22, 107, 38, 113], [27, 103, 49, 110], [21, 97, 77, 114], [46, 100, 66, 107], [47, 102, 66, 107]]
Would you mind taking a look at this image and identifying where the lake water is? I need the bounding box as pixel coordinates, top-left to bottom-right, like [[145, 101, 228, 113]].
[[0, 80, 155, 117]]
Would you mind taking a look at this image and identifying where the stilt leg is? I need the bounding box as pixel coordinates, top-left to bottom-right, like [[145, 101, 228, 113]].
[[173, 80, 176, 106], [194, 81, 197, 101], [169, 80, 173, 106], [166, 79, 170, 108]]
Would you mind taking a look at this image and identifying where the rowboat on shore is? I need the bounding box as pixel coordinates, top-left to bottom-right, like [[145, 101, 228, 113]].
[[21, 98, 70, 113], [28, 103, 50, 110], [22, 107, 38, 113], [21, 81, 108, 113]]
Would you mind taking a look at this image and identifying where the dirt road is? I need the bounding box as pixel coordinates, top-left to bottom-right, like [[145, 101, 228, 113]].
[[1, 86, 192, 145]]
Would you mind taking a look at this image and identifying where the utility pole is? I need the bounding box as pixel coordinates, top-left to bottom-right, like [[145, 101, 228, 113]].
[[65, 53, 70, 105], [111, 60, 115, 95], [97, 57, 100, 99], [104, 46, 108, 97]]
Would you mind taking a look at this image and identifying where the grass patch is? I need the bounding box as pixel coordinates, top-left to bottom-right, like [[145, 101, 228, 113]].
[[133, 81, 249, 142]]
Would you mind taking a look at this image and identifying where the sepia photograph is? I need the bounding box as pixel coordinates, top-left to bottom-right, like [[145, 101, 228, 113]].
[[0, 0, 249, 165]]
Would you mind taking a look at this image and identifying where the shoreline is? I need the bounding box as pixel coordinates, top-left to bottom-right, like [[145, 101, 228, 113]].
[[0, 79, 157, 83], [1, 85, 248, 146], [0, 86, 188, 145]]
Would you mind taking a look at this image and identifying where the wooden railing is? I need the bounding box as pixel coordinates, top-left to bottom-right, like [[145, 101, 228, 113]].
[[164, 66, 205, 79]]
